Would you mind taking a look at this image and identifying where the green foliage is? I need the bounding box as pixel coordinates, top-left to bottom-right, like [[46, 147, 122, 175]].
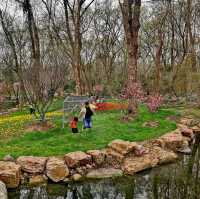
[[0, 105, 177, 158]]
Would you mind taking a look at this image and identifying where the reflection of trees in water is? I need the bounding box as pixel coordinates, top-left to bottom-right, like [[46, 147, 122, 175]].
[[64, 180, 129, 199], [152, 135, 200, 199]]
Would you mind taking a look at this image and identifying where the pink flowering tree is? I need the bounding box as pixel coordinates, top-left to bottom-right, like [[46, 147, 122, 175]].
[[94, 84, 103, 96], [146, 93, 163, 113], [0, 96, 5, 103], [121, 82, 145, 115]]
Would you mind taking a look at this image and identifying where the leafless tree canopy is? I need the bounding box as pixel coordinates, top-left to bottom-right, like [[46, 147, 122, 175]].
[[0, 0, 200, 118]]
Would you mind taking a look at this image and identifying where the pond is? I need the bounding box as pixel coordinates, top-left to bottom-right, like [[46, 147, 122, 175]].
[[8, 139, 200, 199]]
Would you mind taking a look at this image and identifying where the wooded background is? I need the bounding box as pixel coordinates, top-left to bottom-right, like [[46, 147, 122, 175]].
[[0, 0, 199, 99]]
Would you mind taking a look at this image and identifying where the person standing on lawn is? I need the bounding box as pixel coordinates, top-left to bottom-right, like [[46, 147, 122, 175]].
[[70, 116, 79, 133], [79, 101, 96, 130]]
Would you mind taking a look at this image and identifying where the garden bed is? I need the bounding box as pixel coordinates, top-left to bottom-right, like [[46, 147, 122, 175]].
[[95, 102, 128, 111]]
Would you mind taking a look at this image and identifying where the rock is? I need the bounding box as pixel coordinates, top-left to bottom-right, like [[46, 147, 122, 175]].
[[3, 155, 15, 162], [177, 124, 194, 138], [72, 174, 82, 181], [86, 164, 93, 169], [151, 139, 165, 148], [20, 173, 29, 185], [108, 140, 138, 155], [63, 177, 71, 183], [192, 126, 200, 135], [160, 131, 188, 151], [23, 172, 29, 178], [106, 148, 124, 164], [150, 146, 178, 164], [0, 181, 7, 199], [17, 156, 47, 174], [46, 157, 69, 182], [76, 167, 86, 175], [123, 154, 158, 175], [29, 175, 47, 186], [0, 161, 21, 188], [69, 169, 76, 176], [86, 168, 123, 179], [179, 118, 198, 127], [65, 151, 92, 168], [87, 150, 106, 165], [142, 121, 159, 128], [134, 145, 149, 156], [177, 141, 192, 155], [178, 147, 192, 155], [42, 175, 48, 181]]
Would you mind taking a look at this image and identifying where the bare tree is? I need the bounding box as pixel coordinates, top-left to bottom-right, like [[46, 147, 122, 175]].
[[61, 0, 95, 94], [0, 0, 68, 122]]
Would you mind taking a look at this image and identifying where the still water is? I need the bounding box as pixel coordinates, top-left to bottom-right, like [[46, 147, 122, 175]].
[[8, 140, 200, 199]]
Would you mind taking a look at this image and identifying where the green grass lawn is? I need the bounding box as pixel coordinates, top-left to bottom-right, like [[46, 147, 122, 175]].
[[0, 104, 178, 159]]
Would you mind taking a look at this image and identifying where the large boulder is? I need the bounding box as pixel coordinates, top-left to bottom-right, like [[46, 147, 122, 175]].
[[108, 140, 138, 155], [151, 139, 165, 148], [86, 168, 123, 179], [0, 161, 21, 188], [87, 150, 106, 166], [29, 175, 47, 186], [160, 130, 188, 151], [0, 181, 7, 199], [106, 140, 139, 166], [177, 124, 194, 139], [150, 146, 178, 164], [123, 154, 158, 175], [106, 148, 124, 164], [192, 126, 200, 135], [16, 156, 47, 174], [65, 151, 92, 168], [46, 157, 69, 182]]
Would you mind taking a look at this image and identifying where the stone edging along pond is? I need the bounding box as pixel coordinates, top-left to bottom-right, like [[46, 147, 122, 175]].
[[0, 117, 200, 190]]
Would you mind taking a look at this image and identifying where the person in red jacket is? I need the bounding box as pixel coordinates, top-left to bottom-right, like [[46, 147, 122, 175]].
[[70, 117, 79, 133]]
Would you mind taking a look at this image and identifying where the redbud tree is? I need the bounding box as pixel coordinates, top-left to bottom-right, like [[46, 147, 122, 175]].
[[121, 82, 145, 115], [146, 93, 163, 113]]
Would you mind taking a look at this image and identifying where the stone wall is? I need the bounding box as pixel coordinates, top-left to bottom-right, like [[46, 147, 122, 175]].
[[0, 117, 199, 189]]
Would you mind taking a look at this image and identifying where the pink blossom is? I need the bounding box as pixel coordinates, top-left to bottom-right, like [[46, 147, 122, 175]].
[[146, 94, 163, 112], [94, 84, 103, 93], [0, 96, 5, 103], [121, 82, 145, 104]]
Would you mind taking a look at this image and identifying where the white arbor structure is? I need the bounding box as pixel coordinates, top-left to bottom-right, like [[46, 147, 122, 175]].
[[62, 95, 89, 128]]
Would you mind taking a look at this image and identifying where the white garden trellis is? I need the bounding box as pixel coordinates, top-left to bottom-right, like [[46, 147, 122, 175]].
[[62, 95, 90, 128]]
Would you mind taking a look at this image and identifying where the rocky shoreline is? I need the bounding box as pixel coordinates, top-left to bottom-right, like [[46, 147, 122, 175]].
[[0, 117, 200, 195]]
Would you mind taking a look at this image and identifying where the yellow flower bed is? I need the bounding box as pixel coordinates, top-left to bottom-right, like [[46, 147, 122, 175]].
[[0, 111, 62, 138], [46, 111, 62, 117]]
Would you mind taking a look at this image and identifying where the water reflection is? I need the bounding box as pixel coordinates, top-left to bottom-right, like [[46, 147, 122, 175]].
[[8, 137, 200, 199]]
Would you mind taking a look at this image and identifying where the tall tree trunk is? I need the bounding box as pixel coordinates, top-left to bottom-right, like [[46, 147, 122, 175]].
[[155, 29, 164, 94], [170, 1, 175, 71], [119, 0, 141, 114], [74, 3, 83, 95], [120, 0, 141, 85], [186, 0, 196, 71]]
